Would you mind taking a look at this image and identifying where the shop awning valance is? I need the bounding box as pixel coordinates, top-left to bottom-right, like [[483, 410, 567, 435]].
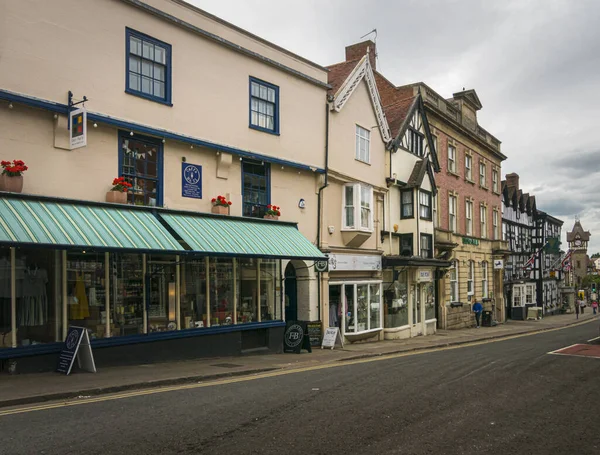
[[0, 197, 183, 252], [160, 213, 325, 260]]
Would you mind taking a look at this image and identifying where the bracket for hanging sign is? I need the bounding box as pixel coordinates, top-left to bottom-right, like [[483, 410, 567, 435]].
[[67, 91, 88, 149]]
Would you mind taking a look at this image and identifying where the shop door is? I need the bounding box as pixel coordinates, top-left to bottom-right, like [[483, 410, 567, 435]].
[[506, 288, 512, 320], [284, 263, 297, 321], [412, 284, 423, 336], [147, 258, 177, 332]]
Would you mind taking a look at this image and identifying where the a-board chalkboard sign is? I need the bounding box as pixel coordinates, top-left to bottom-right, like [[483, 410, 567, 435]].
[[57, 326, 97, 375], [283, 321, 312, 354], [307, 321, 322, 347]]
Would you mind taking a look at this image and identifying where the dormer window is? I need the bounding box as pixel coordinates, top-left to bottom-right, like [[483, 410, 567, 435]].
[[407, 127, 424, 156]]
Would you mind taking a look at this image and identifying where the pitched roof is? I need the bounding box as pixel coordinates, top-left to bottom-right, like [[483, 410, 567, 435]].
[[326, 59, 361, 95], [383, 96, 417, 136], [567, 220, 591, 242], [374, 72, 416, 134], [407, 159, 427, 187]]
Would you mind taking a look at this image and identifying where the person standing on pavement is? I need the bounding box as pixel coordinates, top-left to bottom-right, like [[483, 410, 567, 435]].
[[592, 300, 598, 315], [575, 300, 580, 319], [473, 300, 483, 328], [580, 299, 585, 314]]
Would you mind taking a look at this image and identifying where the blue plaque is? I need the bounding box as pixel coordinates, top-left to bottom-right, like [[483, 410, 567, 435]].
[[182, 163, 202, 199]]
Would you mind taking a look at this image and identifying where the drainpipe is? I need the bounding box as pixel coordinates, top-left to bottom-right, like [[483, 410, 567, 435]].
[[316, 101, 330, 324]]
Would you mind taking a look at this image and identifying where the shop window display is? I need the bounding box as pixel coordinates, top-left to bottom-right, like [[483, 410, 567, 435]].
[[384, 270, 409, 328], [369, 283, 381, 329], [181, 259, 207, 328], [147, 255, 177, 332], [67, 251, 106, 339], [0, 248, 62, 347], [112, 254, 144, 336], [209, 258, 234, 326], [425, 283, 435, 320], [340, 282, 382, 334], [238, 258, 258, 323], [260, 259, 281, 321]]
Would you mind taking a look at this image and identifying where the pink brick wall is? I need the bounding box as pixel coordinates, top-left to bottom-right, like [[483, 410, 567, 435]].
[[434, 129, 503, 237]]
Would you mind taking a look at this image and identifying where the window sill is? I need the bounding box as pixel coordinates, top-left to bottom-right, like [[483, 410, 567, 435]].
[[355, 158, 371, 165], [465, 178, 475, 185], [401, 215, 415, 220], [492, 189, 501, 196], [249, 124, 280, 136], [125, 89, 173, 107], [480, 185, 489, 191], [447, 170, 460, 178], [341, 227, 373, 234], [419, 216, 433, 222]]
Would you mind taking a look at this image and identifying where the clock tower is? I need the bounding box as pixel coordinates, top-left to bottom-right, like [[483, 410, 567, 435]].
[[566, 219, 591, 286]]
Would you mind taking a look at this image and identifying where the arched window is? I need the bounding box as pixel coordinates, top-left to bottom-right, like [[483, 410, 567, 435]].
[[450, 260, 459, 302], [481, 261, 488, 298], [467, 260, 475, 296]]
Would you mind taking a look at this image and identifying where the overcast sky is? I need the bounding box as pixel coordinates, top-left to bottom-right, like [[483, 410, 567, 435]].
[[190, 0, 600, 253]]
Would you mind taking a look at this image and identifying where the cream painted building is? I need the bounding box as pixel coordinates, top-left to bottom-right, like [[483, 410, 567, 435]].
[[0, 0, 327, 369]]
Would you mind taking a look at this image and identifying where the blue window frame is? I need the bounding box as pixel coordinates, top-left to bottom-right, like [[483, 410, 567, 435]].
[[126, 28, 172, 105], [118, 131, 164, 207], [249, 77, 279, 134], [242, 160, 271, 218]]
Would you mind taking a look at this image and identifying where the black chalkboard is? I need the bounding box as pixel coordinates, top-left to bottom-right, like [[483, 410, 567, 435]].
[[307, 321, 322, 347], [57, 326, 85, 375]]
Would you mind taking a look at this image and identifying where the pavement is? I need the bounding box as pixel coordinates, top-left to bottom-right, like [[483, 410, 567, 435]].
[[0, 311, 598, 409]]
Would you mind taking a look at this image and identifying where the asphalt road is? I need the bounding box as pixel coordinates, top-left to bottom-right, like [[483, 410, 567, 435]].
[[3, 321, 600, 455]]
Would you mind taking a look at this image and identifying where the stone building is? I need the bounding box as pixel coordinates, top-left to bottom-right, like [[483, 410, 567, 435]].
[[566, 220, 591, 287]]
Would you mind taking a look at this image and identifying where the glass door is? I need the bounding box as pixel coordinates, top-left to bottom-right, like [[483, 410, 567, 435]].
[[147, 256, 177, 332], [412, 284, 423, 336]]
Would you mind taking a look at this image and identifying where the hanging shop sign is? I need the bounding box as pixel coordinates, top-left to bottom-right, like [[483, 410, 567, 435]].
[[283, 321, 312, 354], [321, 327, 344, 350], [314, 258, 329, 273], [69, 107, 87, 150], [307, 321, 322, 347], [56, 326, 96, 375], [328, 254, 381, 272], [462, 237, 479, 246], [493, 259, 504, 270], [181, 163, 202, 199]]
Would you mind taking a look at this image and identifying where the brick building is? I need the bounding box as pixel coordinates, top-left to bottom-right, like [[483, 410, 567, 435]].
[[393, 85, 509, 328]]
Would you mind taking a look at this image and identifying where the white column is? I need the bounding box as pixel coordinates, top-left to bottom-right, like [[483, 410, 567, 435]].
[[205, 257, 210, 327], [105, 252, 110, 338], [176, 255, 181, 330], [62, 250, 67, 340], [142, 254, 147, 334], [233, 258, 238, 324], [10, 247, 16, 348]]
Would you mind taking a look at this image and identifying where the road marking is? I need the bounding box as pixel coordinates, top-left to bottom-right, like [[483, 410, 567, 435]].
[[548, 343, 579, 354], [587, 336, 600, 342], [1, 316, 598, 418]]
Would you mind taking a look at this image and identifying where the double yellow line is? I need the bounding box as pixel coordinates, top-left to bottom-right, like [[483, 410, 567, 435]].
[[1, 317, 597, 417]]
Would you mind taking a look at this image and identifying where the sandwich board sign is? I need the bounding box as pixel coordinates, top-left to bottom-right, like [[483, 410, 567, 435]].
[[283, 321, 312, 354], [321, 327, 344, 350], [57, 326, 97, 375]]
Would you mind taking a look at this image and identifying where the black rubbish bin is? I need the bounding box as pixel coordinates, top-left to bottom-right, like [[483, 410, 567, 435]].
[[482, 310, 492, 327]]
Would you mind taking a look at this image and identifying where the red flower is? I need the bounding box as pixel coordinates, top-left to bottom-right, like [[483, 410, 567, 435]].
[[211, 198, 216, 203], [228, 201, 232, 205]]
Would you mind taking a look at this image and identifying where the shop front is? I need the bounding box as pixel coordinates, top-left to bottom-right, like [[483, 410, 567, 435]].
[[0, 194, 324, 372], [326, 253, 383, 343], [382, 257, 450, 340]]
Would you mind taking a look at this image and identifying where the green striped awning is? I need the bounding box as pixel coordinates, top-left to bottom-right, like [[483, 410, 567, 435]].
[[160, 213, 325, 260], [0, 197, 183, 252]]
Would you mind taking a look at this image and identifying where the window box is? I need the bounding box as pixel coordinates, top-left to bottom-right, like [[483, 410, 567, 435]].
[[126, 28, 172, 106]]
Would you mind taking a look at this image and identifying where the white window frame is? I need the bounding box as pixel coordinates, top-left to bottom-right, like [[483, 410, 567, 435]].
[[467, 260, 474, 296], [492, 170, 499, 193], [419, 190, 432, 220], [432, 193, 438, 228], [525, 284, 534, 304], [465, 154, 472, 181], [355, 125, 371, 163], [480, 205, 487, 239], [493, 210, 499, 240], [466, 200, 473, 236], [331, 281, 383, 335], [448, 145, 456, 173], [480, 162, 486, 187], [513, 286, 522, 307], [450, 260, 459, 302], [343, 183, 373, 231], [449, 194, 457, 233], [481, 261, 488, 298]]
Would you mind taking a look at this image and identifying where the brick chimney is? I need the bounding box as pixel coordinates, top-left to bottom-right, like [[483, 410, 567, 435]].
[[505, 173, 519, 190], [345, 40, 376, 69]]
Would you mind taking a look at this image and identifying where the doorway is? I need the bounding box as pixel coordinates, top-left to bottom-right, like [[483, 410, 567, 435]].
[[412, 284, 423, 336], [284, 263, 297, 321]]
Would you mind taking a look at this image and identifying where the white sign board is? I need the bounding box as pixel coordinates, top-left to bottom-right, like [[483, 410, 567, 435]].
[[493, 259, 504, 270], [69, 107, 87, 150], [417, 270, 432, 282], [321, 327, 344, 350], [328, 254, 381, 272]]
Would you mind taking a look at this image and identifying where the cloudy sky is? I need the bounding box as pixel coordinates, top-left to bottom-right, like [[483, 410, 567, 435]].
[[190, 0, 600, 252]]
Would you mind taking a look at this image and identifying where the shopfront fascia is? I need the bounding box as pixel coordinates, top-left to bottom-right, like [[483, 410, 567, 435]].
[[327, 253, 384, 343], [0, 194, 324, 370], [382, 256, 450, 340]]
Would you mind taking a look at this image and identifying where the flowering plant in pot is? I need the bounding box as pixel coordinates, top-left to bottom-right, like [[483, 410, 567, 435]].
[[106, 177, 132, 204], [0, 160, 28, 193], [264, 204, 281, 220], [211, 195, 232, 215]]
